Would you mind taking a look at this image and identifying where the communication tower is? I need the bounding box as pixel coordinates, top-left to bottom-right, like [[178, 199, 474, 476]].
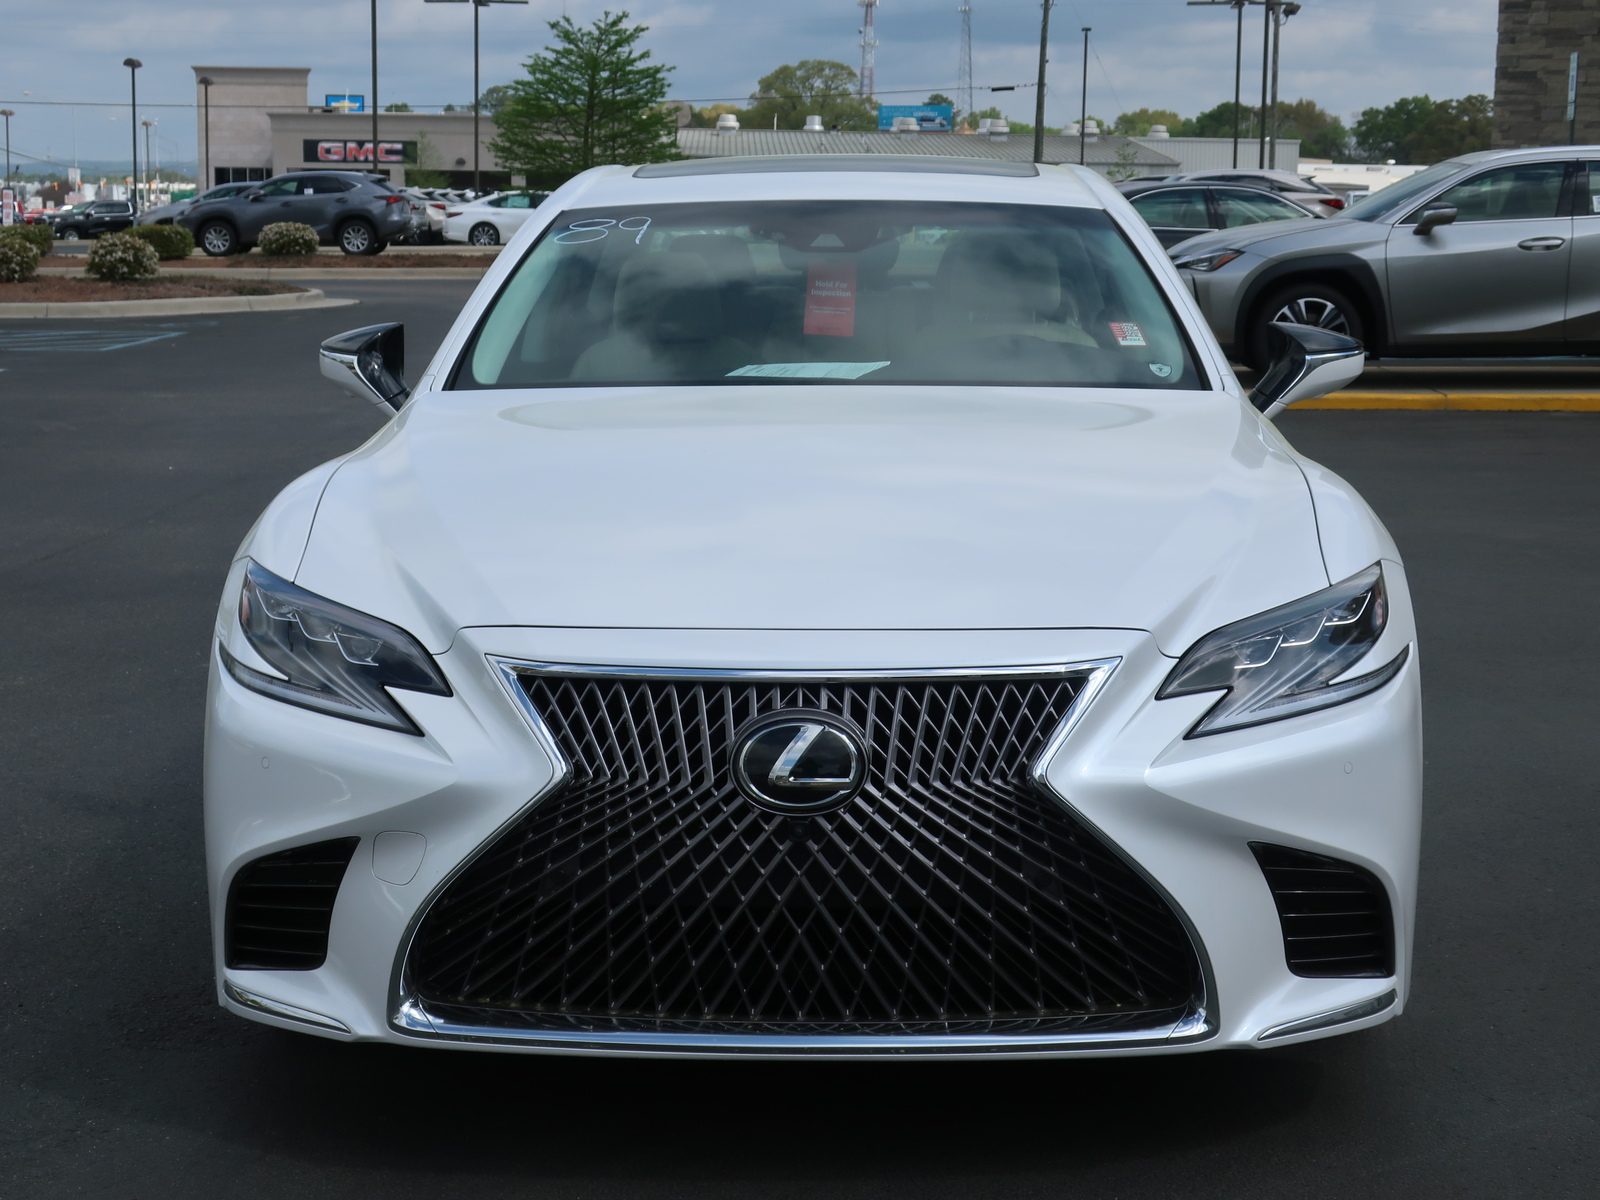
[[958, 5, 973, 129], [859, 0, 880, 99]]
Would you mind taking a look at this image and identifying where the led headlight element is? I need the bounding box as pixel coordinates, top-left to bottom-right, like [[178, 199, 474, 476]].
[[1171, 248, 1244, 272], [1158, 563, 1408, 737], [220, 561, 450, 734]]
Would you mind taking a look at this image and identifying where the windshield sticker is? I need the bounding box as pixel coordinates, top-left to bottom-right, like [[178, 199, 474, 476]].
[[1109, 321, 1147, 347], [804, 258, 858, 337], [728, 361, 891, 380], [1149, 363, 1173, 378]]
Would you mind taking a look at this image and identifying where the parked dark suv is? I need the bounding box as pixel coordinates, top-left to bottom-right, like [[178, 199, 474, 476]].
[[178, 171, 413, 256], [53, 200, 136, 240]]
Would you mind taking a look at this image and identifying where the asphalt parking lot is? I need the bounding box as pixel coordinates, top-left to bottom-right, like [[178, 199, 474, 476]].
[[2, 278, 1597, 1198]]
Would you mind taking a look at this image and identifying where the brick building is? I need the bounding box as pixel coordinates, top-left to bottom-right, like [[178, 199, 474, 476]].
[[1494, 0, 1600, 147]]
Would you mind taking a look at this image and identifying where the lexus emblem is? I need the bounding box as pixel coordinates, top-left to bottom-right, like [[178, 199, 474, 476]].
[[732, 712, 866, 814]]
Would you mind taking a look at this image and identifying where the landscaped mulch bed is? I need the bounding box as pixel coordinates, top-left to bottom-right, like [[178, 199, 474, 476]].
[[0, 276, 310, 302], [166, 253, 494, 269]]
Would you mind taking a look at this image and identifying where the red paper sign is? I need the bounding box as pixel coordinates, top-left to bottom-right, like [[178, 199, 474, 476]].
[[804, 258, 857, 337]]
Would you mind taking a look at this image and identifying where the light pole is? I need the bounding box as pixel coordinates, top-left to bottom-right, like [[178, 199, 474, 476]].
[[1187, 0, 1248, 168], [1079, 26, 1091, 166], [426, 0, 529, 192], [123, 58, 142, 211], [370, 0, 380, 158], [1268, 2, 1301, 169], [0, 110, 12, 216], [142, 119, 155, 209], [198, 75, 214, 188]]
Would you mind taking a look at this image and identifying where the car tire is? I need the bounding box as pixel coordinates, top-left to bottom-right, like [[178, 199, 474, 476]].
[[199, 221, 239, 257], [58, 228, 81, 241], [468, 222, 500, 247], [338, 220, 381, 256], [1247, 281, 1365, 369]]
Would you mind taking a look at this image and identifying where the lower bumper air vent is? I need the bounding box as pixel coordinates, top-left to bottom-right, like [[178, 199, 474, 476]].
[[1250, 842, 1394, 978], [225, 837, 360, 970]]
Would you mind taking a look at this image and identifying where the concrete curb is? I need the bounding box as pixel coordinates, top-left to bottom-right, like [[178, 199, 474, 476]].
[[1302, 391, 1600, 411], [0, 288, 360, 318], [36, 266, 486, 281]]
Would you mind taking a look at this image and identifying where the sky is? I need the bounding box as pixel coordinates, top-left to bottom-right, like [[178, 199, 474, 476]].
[[0, 0, 1498, 173]]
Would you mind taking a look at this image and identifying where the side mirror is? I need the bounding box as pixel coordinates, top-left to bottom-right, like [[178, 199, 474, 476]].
[[1412, 203, 1457, 235], [247, 192, 266, 203], [319, 323, 409, 411], [1249, 322, 1365, 419]]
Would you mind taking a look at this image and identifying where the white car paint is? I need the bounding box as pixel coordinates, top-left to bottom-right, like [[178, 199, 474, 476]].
[[206, 159, 1422, 1058], [440, 191, 543, 245]]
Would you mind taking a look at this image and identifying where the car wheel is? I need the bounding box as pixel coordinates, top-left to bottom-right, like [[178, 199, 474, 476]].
[[338, 220, 380, 256], [1248, 282, 1365, 369], [58, 228, 81, 241], [199, 221, 238, 256], [468, 222, 500, 247]]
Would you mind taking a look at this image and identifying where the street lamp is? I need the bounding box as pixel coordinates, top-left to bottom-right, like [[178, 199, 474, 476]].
[[425, 0, 529, 193], [0, 109, 13, 216], [197, 75, 214, 189], [1267, 2, 1301, 169], [123, 58, 142, 211], [1187, 0, 1247, 168]]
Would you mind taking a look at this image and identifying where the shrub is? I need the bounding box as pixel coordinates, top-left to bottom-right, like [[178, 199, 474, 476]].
[[258, 222, 320, 257], [127, 223, 195, 260], [0, 235, 41, 283], [84, 231, 160, 282], [1, 222, 53, 256]]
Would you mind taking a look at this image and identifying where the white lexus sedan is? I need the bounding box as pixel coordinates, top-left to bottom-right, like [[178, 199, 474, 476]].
[[206, 157, 1420, 1059], [440, 190, 547, 245]]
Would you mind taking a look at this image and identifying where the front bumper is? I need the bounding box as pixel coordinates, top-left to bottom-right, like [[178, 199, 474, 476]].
[[205, 582, 1421, 1059]]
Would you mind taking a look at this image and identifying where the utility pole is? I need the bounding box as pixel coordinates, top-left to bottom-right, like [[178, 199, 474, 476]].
[[1079, 26, 1091, 166], [1032, 1, 1053, 164], [123, 58, 141, 211], [142, 119, 155, 207], [198, 76, 214, 189], [370, 0, 380, 158], [0, 110, 12, 212], [1258, 1, 1270, 168], [427, 0, 529, 192]]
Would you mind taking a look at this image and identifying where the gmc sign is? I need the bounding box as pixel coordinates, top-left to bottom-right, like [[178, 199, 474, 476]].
[[304, 140, 417, 165]]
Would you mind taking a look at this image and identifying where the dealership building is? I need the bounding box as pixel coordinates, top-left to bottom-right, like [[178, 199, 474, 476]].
[[192, 64, 1297, 190]]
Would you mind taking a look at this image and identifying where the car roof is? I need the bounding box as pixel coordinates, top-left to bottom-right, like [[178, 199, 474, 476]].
[[1448, 145, 1600, 166], [559, 157, 1110, 211]]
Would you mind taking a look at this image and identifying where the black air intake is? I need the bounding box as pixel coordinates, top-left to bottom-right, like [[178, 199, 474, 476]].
[[225, 837, 360, 970], [1250, 842, 1394, 978]]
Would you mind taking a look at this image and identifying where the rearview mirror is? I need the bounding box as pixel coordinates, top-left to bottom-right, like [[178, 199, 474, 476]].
[[319, 323, 409, 411], [1412, 203, 1457, 235], [1249, 322, 1365, 419]]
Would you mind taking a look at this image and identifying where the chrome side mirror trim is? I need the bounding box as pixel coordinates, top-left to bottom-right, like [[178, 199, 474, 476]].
[[319, 322, 410, 411], [1249, 321, 1365, 419], [1412, 203, 1457, 235]]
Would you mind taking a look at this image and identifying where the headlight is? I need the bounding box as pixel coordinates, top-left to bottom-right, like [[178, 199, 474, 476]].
[[1157, 564, 1408, 737], [220, 561, 450, 735], [1172, 248, 1244, 272]]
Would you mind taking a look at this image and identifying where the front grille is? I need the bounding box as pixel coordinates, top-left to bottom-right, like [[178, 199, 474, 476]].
[[226, 837, 360, 970], [1251, 842, 1394, 978], [406, 671, 1201, 1037]]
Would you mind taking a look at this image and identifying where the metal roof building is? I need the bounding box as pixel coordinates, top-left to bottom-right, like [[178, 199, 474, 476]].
[[675, 128, 1182, 177]]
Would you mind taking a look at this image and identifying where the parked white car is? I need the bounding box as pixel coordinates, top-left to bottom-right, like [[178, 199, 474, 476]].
[[441, 190, 548, 245], [208, 157, 1418, 1059]]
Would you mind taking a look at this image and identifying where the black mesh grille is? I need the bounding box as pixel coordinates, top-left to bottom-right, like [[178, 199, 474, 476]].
[[226, 838, 360, 970], [1251, 842, 1394, 978], [406, 673, 1201, 1036]]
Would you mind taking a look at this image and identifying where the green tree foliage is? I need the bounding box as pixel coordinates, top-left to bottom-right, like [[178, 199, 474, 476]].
[[688, 103, 742, 128], [1352, 94, 1491, 164], [743, 60, 878, 130], [1114, 108, 1181, 136], [474, 84, 515, 117], [967, 106, 1061, 136], [1273, 99, 1349, 159], [383, 101, 413, 112], [490, 10, 678, 189]]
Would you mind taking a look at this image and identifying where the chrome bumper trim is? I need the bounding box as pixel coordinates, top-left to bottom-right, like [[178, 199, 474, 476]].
[[224, 981, 352, 1035], [1257, 989, 1397, 1042]]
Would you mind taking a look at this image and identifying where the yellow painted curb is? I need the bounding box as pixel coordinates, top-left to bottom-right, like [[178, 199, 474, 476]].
[[1299, 391, 1600, 411]]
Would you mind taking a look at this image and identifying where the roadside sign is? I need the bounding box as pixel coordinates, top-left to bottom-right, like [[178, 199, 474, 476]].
[[1, 188, 14, 226], [877, 104, 954, 132]]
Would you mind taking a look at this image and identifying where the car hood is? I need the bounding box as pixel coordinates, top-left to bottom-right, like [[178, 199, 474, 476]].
[[294, 386, 1331, 656], [1171, 215, 1387, 260]]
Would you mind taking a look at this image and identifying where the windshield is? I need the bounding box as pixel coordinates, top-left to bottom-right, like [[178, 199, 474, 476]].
[[453, 200, 1203, 390], [1343, 162, 1467, 221]]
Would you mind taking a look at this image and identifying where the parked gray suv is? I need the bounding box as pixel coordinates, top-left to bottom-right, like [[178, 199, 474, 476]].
[[178, 171, 413, 256], [1171, 147, 1600, 366]]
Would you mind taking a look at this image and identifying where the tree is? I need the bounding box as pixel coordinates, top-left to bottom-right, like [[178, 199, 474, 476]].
[[474, 84, 515, 117], [490, 10, 678, 189], [383, 101, 413, 112], [1352, 94, 1491, 164], [688, 103, 743, 128], [1114, 108, 1181, 136], [1273, 98, 1348, 159], [967, 105, 1061, 136], [742, 61, 878, 130]]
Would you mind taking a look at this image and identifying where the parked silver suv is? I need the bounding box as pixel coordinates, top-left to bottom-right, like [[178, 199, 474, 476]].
[[178, 171, 414, 256], [1171, 147, 1599, 366]]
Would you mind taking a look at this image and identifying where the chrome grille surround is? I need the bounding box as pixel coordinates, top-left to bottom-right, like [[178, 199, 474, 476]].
[[391, 658, 1214, 1057]]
